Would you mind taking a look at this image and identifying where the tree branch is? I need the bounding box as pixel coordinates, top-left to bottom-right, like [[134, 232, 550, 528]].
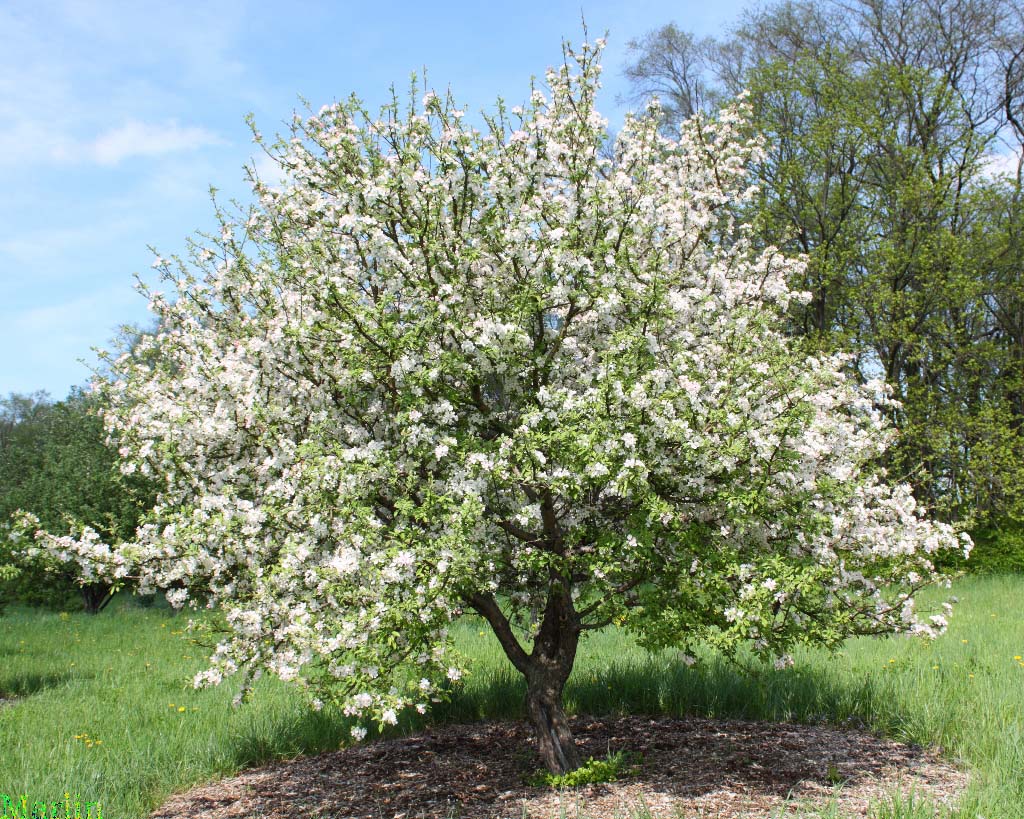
[[464, 592, 532, 674]]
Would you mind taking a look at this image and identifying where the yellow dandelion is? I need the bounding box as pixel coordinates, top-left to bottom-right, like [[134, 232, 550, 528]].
[[168, 703, 175, 708], [932, 665, 939, 670], [178, 706, 186, 712], [1014, 655, 1022, 660], [961, 639, 968, 644]]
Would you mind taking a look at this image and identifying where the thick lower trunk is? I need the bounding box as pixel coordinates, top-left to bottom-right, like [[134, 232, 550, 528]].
[[80, 582, 113, 614], [525, 581, 582, 775], [526, 674, 580, 775]]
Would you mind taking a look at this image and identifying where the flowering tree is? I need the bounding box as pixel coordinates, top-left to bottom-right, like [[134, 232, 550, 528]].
[[55, 41, 967, 773], [8, 510, 134, 609]]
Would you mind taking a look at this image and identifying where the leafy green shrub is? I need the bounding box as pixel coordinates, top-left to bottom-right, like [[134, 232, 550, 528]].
[[971, 525, 1024, 574], [939, 520, 1024, 574], [0, 561, 20, 615]]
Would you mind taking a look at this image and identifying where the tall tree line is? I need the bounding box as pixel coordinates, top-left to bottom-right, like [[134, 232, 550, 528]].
[[624, 0, 1024, 541]]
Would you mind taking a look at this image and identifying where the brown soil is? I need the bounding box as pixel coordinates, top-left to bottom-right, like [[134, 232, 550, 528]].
[[151, 715, 965, 819]]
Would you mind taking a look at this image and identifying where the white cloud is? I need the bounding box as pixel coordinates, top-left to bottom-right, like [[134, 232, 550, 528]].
[[83, 120, 226, 165], [980, 149, 1022, 180], [0, 120, 74, 168], [0, 117, 225, 167], [0, 1, 246, 169], [0, 217, 139, 271], [0, 284, 148, 395]]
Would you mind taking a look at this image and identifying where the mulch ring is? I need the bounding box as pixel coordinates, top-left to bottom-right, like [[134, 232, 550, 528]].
[[151, 715, 966, 819]]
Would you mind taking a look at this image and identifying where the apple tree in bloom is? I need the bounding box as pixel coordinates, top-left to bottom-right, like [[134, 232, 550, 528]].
[[75, 41, 966, 773]]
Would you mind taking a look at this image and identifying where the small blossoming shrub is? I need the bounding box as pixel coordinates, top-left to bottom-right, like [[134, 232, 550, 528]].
[[28, 39, 968, 773]]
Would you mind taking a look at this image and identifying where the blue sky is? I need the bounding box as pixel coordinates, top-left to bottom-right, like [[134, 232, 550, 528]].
[[0, 0, 750, 398]]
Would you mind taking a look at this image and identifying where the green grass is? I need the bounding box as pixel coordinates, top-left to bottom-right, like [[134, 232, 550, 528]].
[[1, 575, 1022, 818]]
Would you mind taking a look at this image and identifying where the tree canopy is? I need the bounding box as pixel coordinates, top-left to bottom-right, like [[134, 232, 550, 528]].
[[31, 40, 966, 773]]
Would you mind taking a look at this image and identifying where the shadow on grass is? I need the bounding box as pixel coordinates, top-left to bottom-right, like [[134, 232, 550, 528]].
[[220, 696, 355, 770], [432, 656, 880, 734], [0, 669, 79, 698], [565, 659, 878, 728]]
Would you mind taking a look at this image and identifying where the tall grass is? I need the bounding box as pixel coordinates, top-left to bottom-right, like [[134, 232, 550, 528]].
[[1, 574, 1021, 818]]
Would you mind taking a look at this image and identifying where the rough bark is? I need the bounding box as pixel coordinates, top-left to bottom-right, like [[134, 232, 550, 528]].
[[525, 664, 580, 774], [466, 582, 583, 775]]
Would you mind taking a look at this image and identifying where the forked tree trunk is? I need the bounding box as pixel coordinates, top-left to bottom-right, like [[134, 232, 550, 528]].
[[466, 585, 584, 775]]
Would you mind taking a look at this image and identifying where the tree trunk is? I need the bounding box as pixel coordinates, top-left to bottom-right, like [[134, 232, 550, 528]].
[[528, 576, 584, 774], [80, 582, 113, 614], [525, 668, 580, 775], [466, 582, 584, 775]]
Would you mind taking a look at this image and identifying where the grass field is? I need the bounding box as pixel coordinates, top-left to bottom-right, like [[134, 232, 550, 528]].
[[1, 574, 1022, 819]]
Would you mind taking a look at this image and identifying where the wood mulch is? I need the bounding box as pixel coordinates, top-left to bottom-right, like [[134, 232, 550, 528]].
[[151, 716, 966, 819]]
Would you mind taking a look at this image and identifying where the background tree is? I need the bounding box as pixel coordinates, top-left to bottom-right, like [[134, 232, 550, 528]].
[[37, 41, 967, 774], [0, 388, 154, 612], [621, 24, 717, 130], [0, 393, 49, 613], [624, 0, 1024, 547]]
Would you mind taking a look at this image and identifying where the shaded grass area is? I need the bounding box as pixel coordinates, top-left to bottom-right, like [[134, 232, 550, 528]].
[[0, 575, 1022, 818]]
